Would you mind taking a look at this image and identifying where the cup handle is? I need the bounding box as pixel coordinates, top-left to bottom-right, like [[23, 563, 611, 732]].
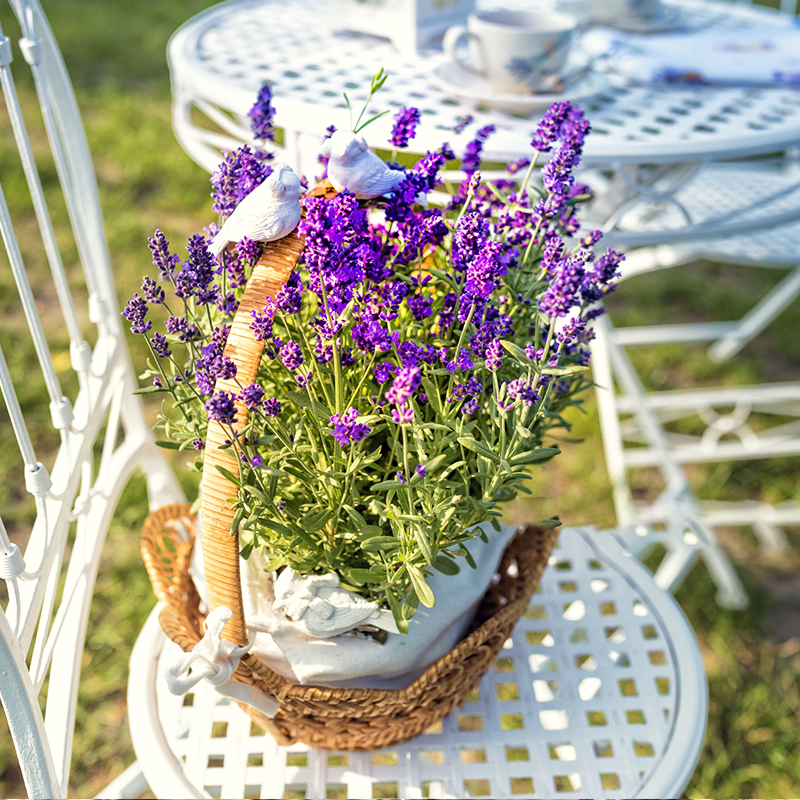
[[443, 24, 484, 75]]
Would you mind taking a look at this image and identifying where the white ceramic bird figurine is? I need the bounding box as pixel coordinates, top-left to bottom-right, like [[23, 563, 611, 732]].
[[209, 163, 302, 257], [322, 130, 408, 200], [273, 568, 400, 639]]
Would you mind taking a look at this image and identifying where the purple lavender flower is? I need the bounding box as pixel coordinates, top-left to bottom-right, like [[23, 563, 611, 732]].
[[275, 273, 303, 314], [385, 366, 421, 405], [210, 145, 273, 219], [485, 338, 503, 372], [298, 190, 370, 313], [251, 454, 264, 467], [453, 115, 473, 134], [217, 291, 238, 316], [250, 306, 275, 341], [353, 319, 392, 354], [176, 234, 216, 301], [461, 124, 495, 176], [373, 361, 396, 384], [239, 383, 264, 411], [541, 239, 565, 274], [330, 407, 371, 445], [581, 229, 603, 248], [506, 157, 530, 174], [192, 438, 205, 451], [236, 236, 261, 268], [506, 378, 539, 406], [531, 101, 572, 152], [415, 464, 426, 478], [541, 146, 579, 196], [263, 397, 281, 417], [148, 229, 179, 280], [389, 107, 421, 148], [205, 390, 237, 424], [581, 247, 625, 303], [165, 315, 199, 342], [295, 370, 312, 388], [452, 212, 490, 273], [141, 276, 165, 305], [557, 316, 586, 346], [224, 248, 246, 289], [462, 397, 480, 415], [314, 338, 333, 364], [450, 377, 483, 403], [280, 341, 304, 371], [248, 82, 275, 142], [317, 124, 337, 175], [121, 294, 151, 334], [539, 252, 589, 318], [392, 404, 414, 424], [150, 332, 171, 359], [396, 471, 406, 484]]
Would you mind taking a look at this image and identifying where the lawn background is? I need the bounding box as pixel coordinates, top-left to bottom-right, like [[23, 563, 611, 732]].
[[0, 0, 798, 797]]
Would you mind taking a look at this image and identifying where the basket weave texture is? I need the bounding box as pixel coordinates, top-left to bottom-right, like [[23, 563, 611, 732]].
[[143, 504, 558, 750], [140, 181, 559, 750]]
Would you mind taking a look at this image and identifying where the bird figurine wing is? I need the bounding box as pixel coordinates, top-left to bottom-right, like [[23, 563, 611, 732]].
[[209, 165, 302, 255], [352, 152, 408, 197]]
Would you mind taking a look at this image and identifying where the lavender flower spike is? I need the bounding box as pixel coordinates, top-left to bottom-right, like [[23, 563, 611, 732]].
[[121, 294, 151, 335], [330, 407, 371, 445], [280, 341, 304, 372], [248, 82, 276, 142], [485, 338, 503, 372], [385, 366, 421, 405], [147, 229, 179, 280], [390, 107, 421, 148], [205, 391, 238, 424]]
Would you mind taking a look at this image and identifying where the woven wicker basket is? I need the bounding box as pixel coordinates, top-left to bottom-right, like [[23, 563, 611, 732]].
[[141, 182, 560, 750]]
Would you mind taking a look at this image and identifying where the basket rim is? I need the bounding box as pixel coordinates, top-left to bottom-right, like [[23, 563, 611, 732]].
[[142, 502, 559, 705]]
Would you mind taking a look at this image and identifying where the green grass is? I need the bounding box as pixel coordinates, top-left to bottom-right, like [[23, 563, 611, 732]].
[[0, 1, 799, 797]]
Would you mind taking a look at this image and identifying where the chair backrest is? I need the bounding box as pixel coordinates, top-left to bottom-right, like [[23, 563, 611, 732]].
[[0, 2, 181, 796]]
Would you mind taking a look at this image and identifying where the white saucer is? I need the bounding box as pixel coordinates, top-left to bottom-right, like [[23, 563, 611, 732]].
[[604, 4, 685, 33], [430, 61, 612, 113]]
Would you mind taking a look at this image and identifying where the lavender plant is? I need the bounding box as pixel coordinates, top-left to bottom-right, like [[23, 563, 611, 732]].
[[128, 84, 623, 632]]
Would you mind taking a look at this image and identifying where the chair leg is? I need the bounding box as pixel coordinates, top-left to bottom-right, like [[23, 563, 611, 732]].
[[93, 761, 150, 800], [700, 541, 750, 610], [708, 263, 800, 362], [753, 519, 790, 553]]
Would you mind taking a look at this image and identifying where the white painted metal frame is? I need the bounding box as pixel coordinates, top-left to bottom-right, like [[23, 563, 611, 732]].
[[129, 526, 707, 800], [0, 2, 183, 797], [591, 214, 800, 608]]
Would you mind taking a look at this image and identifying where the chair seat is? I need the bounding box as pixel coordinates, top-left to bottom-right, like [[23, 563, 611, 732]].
[[129, 526, 707, 800], [599, 161, 800, 248]]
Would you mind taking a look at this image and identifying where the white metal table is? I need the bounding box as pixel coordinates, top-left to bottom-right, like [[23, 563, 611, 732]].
[[167, 0, 800, 244], [129, 526, 707, 799]]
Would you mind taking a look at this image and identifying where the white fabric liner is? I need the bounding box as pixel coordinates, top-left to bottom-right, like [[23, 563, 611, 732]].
[[190, 520, 519, 689]]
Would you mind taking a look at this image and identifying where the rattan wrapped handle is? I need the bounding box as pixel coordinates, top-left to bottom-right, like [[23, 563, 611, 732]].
[[201, 180, 336, 646]]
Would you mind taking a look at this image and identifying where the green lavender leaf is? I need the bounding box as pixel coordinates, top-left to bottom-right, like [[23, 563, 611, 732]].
[[406, 562, 435, 608]]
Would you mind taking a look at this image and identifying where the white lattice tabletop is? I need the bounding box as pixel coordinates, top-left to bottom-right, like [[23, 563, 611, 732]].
[[168, 0, 800, 171], [129, 527, 707, 799]]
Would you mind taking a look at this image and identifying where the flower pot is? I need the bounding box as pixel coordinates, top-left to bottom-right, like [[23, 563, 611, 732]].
[[140, 181, 561, 750], [143, 502, 557, 749]]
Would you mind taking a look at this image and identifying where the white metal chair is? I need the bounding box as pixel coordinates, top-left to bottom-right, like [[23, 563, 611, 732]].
[[129, 525, 707, 800], [589, 179, 800, 609], [0, 1, 183, 797]]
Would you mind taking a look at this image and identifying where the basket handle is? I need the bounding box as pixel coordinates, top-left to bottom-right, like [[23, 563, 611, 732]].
[[201, 180, 336, 645]]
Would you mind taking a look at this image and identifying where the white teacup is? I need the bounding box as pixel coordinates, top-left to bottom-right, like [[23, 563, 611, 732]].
[[588, 0, 663, 23], [443, 10, 576, 94]]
